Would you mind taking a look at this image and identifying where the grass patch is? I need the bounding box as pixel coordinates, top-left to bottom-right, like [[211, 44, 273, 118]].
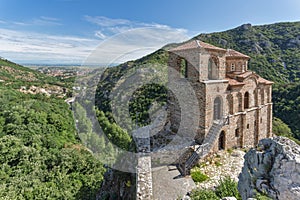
[[191, 169, 209, 183], [196, 162, 208, 168], [227, 148, 233, 154], [255, 191, 273, 200], [215, 177, 241, 200], [190, 177, 242, 200], [214, 161, 222, 167], [190, 189, 219, 200]]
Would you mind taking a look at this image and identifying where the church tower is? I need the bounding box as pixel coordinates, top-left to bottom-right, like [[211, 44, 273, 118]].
[[168, 40, 273, 152]]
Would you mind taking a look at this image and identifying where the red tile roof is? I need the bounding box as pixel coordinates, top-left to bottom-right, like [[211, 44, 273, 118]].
[[226, 49, 250, 59], [227, 72, 273, 86], [258, 77, 274, 85], [170, 40, 226, 52], [226, 78, 245, 87], [236, 71, 253, 79]]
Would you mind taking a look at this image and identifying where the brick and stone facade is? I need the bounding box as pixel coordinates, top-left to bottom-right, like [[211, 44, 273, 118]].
[[168, 40, 273, 152]]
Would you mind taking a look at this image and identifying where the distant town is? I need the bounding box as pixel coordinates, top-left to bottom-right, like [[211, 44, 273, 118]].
[[27, 65, 94, 79]]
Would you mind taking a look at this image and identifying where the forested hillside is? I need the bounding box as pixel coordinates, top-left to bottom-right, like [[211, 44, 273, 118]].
[[0, 58, 68, 88], [0, 59, 105, 199], [196, 22, 300, 84]]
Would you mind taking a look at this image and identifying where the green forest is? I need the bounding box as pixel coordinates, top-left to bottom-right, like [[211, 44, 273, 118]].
[[0, 86, 105, 199], [0, 58, 134, 199]]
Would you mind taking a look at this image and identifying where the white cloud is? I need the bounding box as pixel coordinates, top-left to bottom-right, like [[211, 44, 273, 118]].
[[95, 31, 107, 39], [40, 16, 60, 21], [0, 28, 99, 64], [12, 21, 31, 26], [32, 19, 62, 26], [85, 27, 189, 66], [84, 16, 131, 27], [85, 15, 189, 36], [81, 17, 190, 65], [10, 16, 62, 27], [0, 16, 190, 64]]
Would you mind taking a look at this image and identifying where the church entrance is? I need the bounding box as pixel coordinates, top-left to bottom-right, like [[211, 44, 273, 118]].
[[218, 131, 225, 150]]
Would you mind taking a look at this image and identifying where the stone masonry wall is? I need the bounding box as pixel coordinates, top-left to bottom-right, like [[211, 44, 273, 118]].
[[168, 46, 273, 155], [136, 155, 153, 200]]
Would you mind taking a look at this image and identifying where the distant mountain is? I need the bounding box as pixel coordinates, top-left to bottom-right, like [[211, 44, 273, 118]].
[[95, 21, 300, 140]]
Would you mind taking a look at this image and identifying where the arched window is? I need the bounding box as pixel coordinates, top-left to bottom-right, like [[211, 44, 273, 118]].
[[261, 89, 265, 105], [213, 97, 222, 120], [242, 63, 246, 72], [253, 90, 258, 107], [218, 131, 225, 150], [208, 58, 213, 79], [238, 62, 242, 71], [235, 128, 240, 137], [231, 63, 235, 71], [227, 94, 234, 115], [237, 92, 243, 112], [267, 87, 271, 103], [180, 58, 188, 78], [244, 92, 249, 109], [208, 57, 219, 80]]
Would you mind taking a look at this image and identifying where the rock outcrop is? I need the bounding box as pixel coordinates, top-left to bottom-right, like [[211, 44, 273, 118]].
[[238, 137, 300, 200]]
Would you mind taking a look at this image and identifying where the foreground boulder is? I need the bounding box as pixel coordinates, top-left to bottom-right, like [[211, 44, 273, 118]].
[[238, 137, 300, 200]]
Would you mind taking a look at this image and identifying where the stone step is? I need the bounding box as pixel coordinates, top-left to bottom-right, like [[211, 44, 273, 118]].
[[179, 119, 225, 175]]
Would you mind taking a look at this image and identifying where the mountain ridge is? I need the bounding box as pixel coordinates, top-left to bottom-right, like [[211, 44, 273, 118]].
[[195, 21, 300, 83]]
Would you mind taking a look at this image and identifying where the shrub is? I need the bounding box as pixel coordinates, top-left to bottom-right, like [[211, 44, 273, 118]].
[[190, 189, 219, 200], [227, 148, 233, 154], [272, 117, 292, 137], [215, 177, 241, 200], [256, 192, 273, 200], [191, 170, 209, 183], [214, 161, 222, 167]]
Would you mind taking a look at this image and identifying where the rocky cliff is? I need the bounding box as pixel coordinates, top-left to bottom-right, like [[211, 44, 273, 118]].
[[238, 137, 300, 200]]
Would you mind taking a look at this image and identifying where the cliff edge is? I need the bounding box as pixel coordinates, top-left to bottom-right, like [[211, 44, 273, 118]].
[[238, 137, 300, 200]]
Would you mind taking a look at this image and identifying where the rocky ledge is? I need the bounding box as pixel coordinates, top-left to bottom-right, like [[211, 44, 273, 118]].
[[238, 137, 300, 200]]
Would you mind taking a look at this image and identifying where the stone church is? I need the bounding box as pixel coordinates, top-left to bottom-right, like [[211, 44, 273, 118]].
[[167, 40, 273, 152]]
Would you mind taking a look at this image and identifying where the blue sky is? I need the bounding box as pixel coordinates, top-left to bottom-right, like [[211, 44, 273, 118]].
[[0, 0, 299, 64]]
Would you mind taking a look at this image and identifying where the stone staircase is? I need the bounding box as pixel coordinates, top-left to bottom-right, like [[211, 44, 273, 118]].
[[178, 118, 227, 176]]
